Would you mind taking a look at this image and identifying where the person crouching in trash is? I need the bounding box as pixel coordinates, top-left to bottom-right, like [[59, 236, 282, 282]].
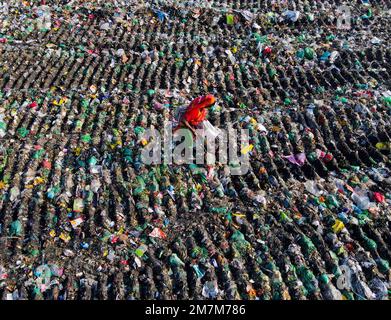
[[174, 94, 216, 137]]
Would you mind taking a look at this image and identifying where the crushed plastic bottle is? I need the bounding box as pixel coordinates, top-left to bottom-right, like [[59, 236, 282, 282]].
[[73, 198, 84, 213]]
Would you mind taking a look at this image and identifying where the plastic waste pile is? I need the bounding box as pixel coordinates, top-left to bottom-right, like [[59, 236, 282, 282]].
[[0, 0, 390, 300]]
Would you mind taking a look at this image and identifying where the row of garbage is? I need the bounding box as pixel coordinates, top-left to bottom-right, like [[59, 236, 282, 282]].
[[0, 0, 390, 300]]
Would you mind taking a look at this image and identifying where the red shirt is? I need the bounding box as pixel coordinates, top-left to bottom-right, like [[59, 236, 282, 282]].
[[183, 95, 215, 127]]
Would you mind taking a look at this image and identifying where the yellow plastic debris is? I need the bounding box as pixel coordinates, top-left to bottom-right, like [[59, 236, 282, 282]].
[[52, 98, 66, 106], [332, 220, 345, 234], [241, 144, 254, 155], [59, 232, 71, 243], [376, 142, 390, 151], [33, 177, 45, 186], [233, 212, 246, 218]]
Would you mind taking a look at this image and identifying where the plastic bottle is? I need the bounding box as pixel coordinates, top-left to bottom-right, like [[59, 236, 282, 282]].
[[73, 198, 84, 213]]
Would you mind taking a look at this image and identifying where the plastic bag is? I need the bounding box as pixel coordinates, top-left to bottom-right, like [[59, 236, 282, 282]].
[[305, 181, 321, 196], [10, 186, 20, 202], [9, 220, 22, 236], [351, 192, 371, 210], [202, 281, 219, 298]]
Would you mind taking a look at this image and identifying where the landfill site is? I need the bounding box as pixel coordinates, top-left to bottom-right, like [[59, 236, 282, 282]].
[[0, 0, 390, 301]]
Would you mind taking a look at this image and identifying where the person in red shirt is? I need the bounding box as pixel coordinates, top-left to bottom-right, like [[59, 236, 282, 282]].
[[174, 95, 216, 136]]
